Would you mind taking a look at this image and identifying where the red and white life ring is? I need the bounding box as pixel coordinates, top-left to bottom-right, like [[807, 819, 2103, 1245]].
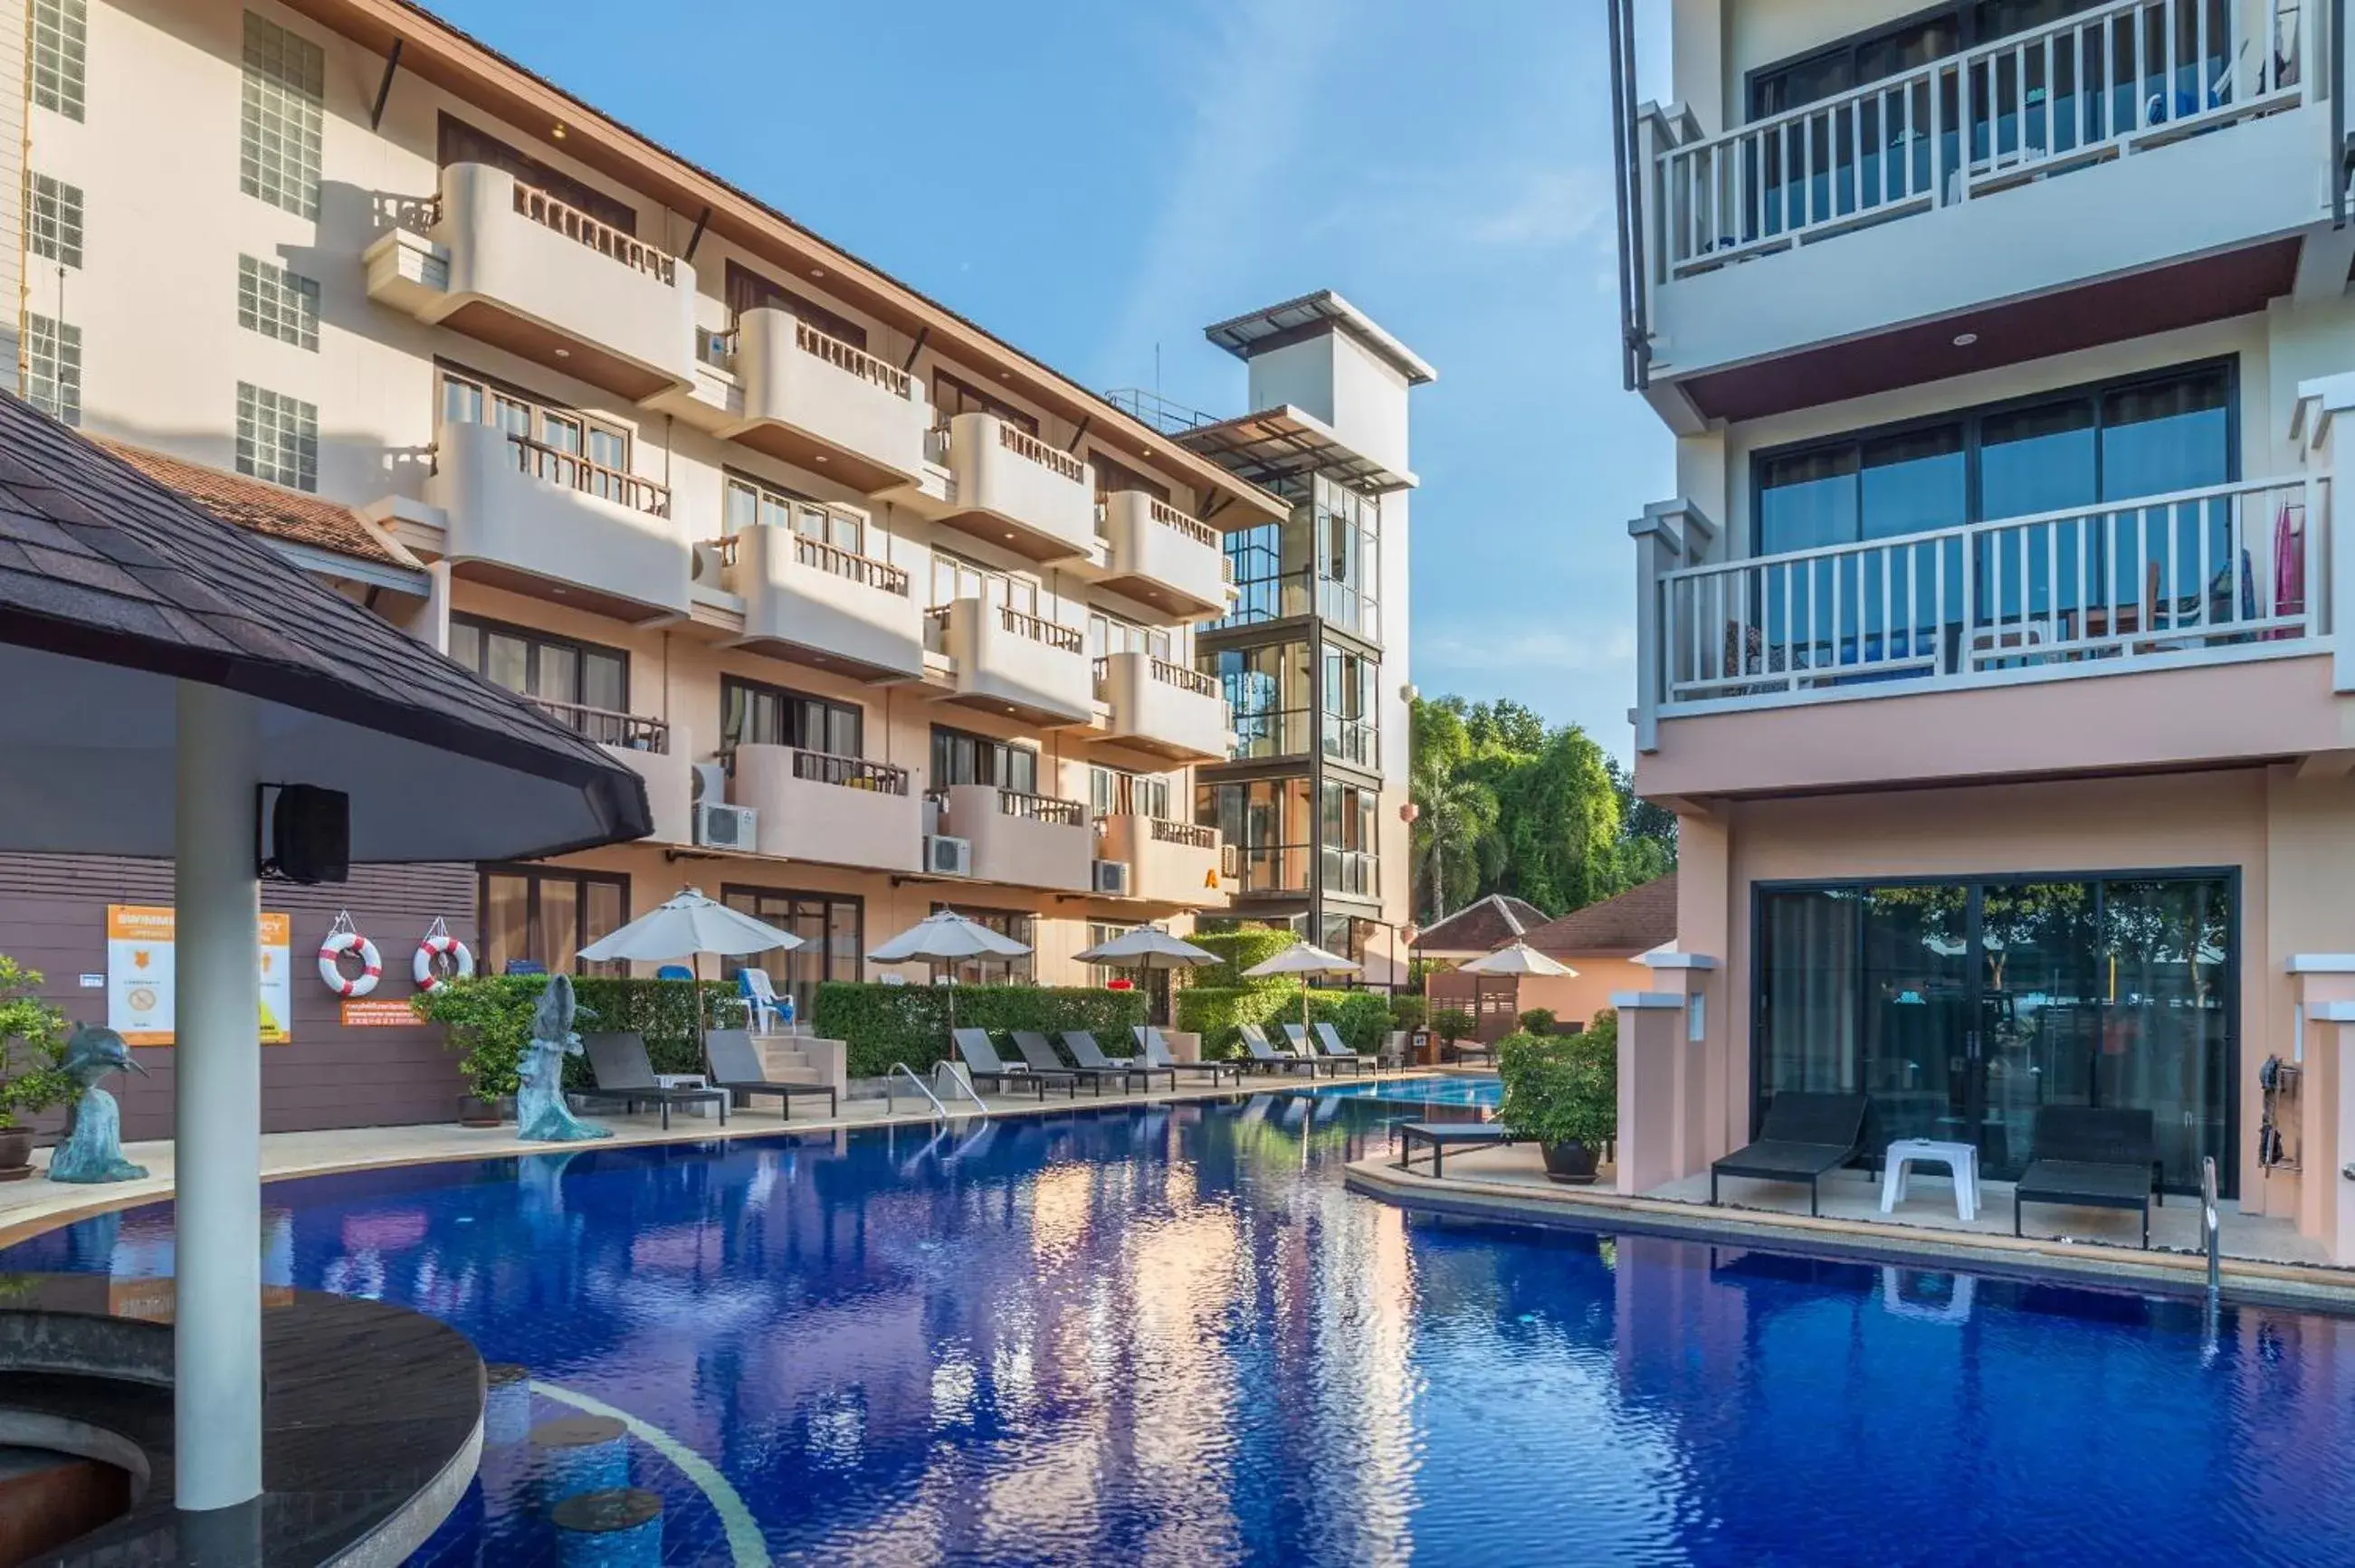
[[414, 934, 475, 993], [319, 929, 383, 997]]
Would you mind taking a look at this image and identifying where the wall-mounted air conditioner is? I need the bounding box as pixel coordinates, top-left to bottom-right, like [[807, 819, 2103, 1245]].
[[1092, 860, 1131, 897], [691, 762, 728, 804], [926, 835, 972, 877], [694, 802, 757, 851]]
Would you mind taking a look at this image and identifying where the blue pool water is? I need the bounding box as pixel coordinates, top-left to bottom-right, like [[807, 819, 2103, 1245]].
[[1311, 1074, 1502, 1108], [7, 1093, 2353, 1565]]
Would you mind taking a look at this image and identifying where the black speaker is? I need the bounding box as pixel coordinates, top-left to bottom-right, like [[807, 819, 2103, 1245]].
[[268, 784, 349, 884]]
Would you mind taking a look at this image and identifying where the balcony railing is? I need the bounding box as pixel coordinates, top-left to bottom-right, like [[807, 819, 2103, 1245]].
[[994, 789, 1086, 827], [1146, 497, 1219, 550], [525, 697, 671, 753], [789, 749, 910, 795], [795, 534, 910, 595], [510, 181, 676, 283], [505, 431, 671, 518], [998, 604, 1084, 652], [1150, 818, 1218, 850], [1000, 421, 1087, 486], [1652, 0, 2303, 280], [1647, 476, 2325, 717], [796, 319, 912, 400]]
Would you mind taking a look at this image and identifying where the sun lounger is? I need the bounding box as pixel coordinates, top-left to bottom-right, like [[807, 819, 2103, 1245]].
[[1064, 1031, 1167, 1091], [1012, 1031, 1123, 1095], [953, 1028, 1074, 1101], [575, 1031, 729, 1131], [1238, 1023, 1321, 1077], [1709, 1091, 1868, 1216], [1394, 1121, 1519, 1176], [2015, 1106, 2163, 1249], [703, 1028, 836, 1120], [1445, 1038, 1497, 1066], [1132, 1026, 1243, 1087], [1312, 1022, 1377, 1076], [1281, 1022, 1349, 1075]]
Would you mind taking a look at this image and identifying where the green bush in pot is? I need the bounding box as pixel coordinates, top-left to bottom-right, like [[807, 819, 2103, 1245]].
[[1497, 1010, 1617, 1184], [0, 957, 74, 1177]]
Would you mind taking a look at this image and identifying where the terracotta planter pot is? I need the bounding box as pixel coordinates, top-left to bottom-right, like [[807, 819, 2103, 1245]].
[[1540, 1140, 1600, 1184], [458, 1094, 508, 1129], [0, 1126, 33, 1183]]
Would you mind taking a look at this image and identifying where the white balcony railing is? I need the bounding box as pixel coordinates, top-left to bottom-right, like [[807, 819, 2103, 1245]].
[[1645, 475, 2327, 718], [1652, 0, 2304, 280]]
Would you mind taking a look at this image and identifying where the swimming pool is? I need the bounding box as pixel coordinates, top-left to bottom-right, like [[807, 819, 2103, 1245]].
[[1311, 1074, 1502, 1108], [7, 1092, 2351, 1564]]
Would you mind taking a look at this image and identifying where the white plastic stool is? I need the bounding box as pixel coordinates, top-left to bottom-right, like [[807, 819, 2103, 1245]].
[[1879, 1137, 1980, 1222]]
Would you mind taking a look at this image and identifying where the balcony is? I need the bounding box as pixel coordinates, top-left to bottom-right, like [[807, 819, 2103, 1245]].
[[427, 419, 691, 622], [526, 700, 691, 843], [1093, 651, 1233, 762], [1621, 0, 2321, 417], [933, 783, 1092, 891], [718, 307, 931, 491], [1100, 491, 1233, 616], [364, 163, 698, 402], [1097, 814, 1228, 908], [1631, 475, 2341, 798], [938, 412, 1096, 560], [721, 525, 923, 679], [730, 744, 920, 873], [930, 597, 1093, 725]]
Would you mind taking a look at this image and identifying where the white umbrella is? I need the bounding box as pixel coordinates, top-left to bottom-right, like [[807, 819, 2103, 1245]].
[[1073, 925, 1220, 968], [1456, 942, 1579, 978], [1243, 941, 1362, 1041], [869, 910, 1034, 1031], [577, 887, 802, 1036]]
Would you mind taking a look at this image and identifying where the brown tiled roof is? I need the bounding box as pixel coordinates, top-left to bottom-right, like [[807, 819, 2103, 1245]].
[[93, 438, 415, 570], [1413, 893, 1551, 955], [1521, 873, 1679, 956]]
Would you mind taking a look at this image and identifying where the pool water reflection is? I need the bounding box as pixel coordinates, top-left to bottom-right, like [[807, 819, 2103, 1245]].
[[5, 1093, 2352, 1564]]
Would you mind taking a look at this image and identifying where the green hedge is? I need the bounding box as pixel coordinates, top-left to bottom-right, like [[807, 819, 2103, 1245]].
[[813, 982, 1149, 1079], [411, 975, 746, 1100], [1175, 985, 1391, 1059], [1184, 927, 1301, 989]]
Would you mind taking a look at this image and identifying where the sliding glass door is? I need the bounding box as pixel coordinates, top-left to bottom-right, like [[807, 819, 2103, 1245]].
[[1757, 871, 2233, 1191]]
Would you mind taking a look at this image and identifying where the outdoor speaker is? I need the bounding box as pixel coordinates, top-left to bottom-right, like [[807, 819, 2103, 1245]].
[[269, 784, 349, 884]]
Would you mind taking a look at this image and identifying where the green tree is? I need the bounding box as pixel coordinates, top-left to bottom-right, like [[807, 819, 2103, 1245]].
[[1411, 753, 1500, 925]]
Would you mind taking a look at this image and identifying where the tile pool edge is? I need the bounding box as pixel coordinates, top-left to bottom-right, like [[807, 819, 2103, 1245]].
[[1345, 1156, 2355, 1314]]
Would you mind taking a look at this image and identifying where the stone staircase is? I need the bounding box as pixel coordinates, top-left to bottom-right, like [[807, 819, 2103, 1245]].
[[753, 1033, 845, 1098]]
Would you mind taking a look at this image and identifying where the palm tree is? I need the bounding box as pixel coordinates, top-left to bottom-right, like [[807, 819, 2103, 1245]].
[[1411, 756, 1499, 927]]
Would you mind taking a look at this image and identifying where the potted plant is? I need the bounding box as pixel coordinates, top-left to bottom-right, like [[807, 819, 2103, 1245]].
[[1431, 1006, 1475, 1064], [412, 976, 535, 1126], [0, 957, 74, 1180], [1517, 1007, 1558, 1037], [1498, 1020, 1616, 1184]]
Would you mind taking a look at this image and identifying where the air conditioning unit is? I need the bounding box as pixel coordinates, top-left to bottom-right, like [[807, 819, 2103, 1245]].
[[694, 802, 758, 851], [926, 834, 972, 876], [1092, 860, 1131, 897], [691, 762, 729, 805]]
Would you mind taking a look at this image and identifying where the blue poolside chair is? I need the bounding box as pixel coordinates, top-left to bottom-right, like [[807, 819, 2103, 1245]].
[[655, 964, 694, 981]]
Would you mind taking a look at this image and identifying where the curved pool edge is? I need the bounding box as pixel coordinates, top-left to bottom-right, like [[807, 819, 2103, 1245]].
[[1344, 1155, 2355, 1314]]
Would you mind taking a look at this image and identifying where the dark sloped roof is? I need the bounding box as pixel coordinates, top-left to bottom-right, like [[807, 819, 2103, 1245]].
[[1521, 873, 1680, 956], [0, 394, 648, 857], [94, 438, 415, 569], [1413, 893, 1551, 954]]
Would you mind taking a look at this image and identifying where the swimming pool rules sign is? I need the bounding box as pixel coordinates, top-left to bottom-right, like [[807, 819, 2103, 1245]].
[[106, 904, 293, 1046]]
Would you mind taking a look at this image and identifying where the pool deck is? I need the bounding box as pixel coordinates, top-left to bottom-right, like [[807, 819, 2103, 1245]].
[[1346, 1140, 2355, 1311]]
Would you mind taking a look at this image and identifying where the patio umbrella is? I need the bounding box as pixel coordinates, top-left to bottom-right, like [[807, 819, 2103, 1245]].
[[1074, 926, 1220, 1030], [1243, 941, 1362, 1040], [0, 397, 651, 1517], [576, 887, 802, 1035], [870, 910, 1034, 1031], [1456, 942, 1579, 978]]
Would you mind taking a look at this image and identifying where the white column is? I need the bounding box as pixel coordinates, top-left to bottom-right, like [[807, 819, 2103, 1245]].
[[174, 679, 263, 1511]]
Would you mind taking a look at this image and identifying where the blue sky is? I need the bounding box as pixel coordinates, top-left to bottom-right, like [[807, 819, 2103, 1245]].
[[426, 0, 1672, 756]]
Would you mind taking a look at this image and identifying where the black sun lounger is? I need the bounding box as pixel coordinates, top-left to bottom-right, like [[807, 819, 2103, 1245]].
[[1312, 1021, 1378, 1076], [1239, 1024, 1321, 1077], [2015, 1106, 2163, 1249], [1012, 1031, 1124, 1095], [576, 1031, 729, 1131], [1132, 1026, 1242, 1087], [1064, 1031, 1167, 1091], [704, 1028, 837, 1120], [954, 1028, 1074, 1101], [1710, 1091, 1868, 1216]]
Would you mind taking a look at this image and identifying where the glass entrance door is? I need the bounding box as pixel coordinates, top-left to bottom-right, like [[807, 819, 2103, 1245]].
[[1758, 872, 2233, 1193]]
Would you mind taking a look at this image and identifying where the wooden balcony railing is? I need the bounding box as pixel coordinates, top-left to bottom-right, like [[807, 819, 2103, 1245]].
[[511, 181, 676, 283], [996, 789, 1087, 827], [1146, 496, 1218, 549], [789, 748, 910, 795], [795, 534, 911, 596], [525, 697, 671, 754], [1000, 420, 1087, 486], [795, 318, 912, 399], [999, 604, 1084, 652], [1149, 818, 1217, 850], [1149, 657, 1219, 698], [506, 432, 671, 518]]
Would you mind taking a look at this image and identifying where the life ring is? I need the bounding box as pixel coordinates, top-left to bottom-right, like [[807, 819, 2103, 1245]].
[[414, 934, 475, 993], [319, 929, 382, 997]]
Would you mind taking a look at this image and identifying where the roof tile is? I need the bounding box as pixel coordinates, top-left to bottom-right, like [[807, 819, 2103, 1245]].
[[1519, 874, 1680, 956], [91, 438, 414, 569]]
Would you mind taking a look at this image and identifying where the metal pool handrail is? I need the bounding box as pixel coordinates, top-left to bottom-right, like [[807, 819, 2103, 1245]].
[[884, 1062, 948, 1123], [2199, 1154, 2221, 1297]]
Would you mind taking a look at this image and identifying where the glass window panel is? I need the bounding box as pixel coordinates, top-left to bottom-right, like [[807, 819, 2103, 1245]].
[[442, 375, 483, 427], [581, 653, 626, 713], [581, 880, 626, 977], [2102, 372, 2230, 500], [828, 901, 861, 983], [483, 874, 530, 978], [483, 632, 530, 695], [1979, 399, 2097, 519], [2100, 877, 2232, 1191], [538, 879, 579, 975], [1759, 446, 1861, 554], [448, 621, 481, 672], [537, 643, 579, 706], [1858, 425, 1967, 541]]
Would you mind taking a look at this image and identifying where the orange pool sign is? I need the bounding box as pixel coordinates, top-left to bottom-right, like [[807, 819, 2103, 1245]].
[[106, 905, 292, 1046]]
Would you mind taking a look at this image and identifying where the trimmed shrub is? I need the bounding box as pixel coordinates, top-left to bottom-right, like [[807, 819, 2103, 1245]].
[[1175, 984, 1390, 1059], [1498, 1011, 1618, 1149], [1431, 1006, 1475, 1044], [1183, 927, 1300, 990], [1389, 994, 1426, 1035], [1518, 1007, 1559, 1036], [814, 983, 1148, 1079], [412, 974, 745, 1100]]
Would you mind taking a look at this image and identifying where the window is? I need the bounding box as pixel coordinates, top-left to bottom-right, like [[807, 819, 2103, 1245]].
[[1744, 2, 2127, 119], [438, 114, 635, 233], [1208, 641, 1312, 758], [1311, 475, 1381, 639], [438, 364, 636, 503], [1197, 776, 1312, 894], [235, 383, 318, 490], [723, 472, 863, 556], [240, 12, 324, 220], [927, 549, 1041, 645], [930, 725, 1038, 794], [1090, 765, 1172, 822], [930, 904, 1034, 984], [1321, 647, 1379, 771], [724, 260, 869, 349], [1086, 611, 1172, 664], [26, 173, 83, 270], [31, 0, 85, 120], [478, 865, 628, 978], [24, 316, 80, 426], [237, 254, 319, 351], [449, 615, 628, 730], [720, 886, 863, 1025], [1754, 362, 2234, 556], [1216, 518, 1304, 628], [1321, 779, 1380, 899], [931, 368, 1036, 433], [721, 675, 863, 759]]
